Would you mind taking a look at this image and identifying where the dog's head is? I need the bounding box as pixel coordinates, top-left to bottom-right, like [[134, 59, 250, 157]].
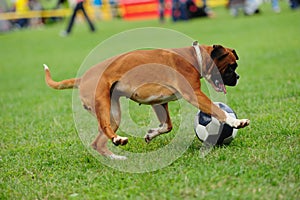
[[206, 45, 240, 93]]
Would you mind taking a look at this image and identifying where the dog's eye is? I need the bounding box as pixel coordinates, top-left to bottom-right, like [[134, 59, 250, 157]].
[[229, 63, 237, 71]]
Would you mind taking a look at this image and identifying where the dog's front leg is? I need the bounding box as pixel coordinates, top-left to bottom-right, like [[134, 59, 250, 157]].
[[183, 89, 250, 129], [144, 103, 173, 143], [225, 113, 250, 129]]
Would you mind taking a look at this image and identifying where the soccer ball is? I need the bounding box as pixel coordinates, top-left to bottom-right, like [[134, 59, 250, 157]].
[[194, 102, 238, 146]]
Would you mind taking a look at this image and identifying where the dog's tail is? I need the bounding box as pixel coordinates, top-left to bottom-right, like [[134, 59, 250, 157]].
[[43, 64, 81, 89]]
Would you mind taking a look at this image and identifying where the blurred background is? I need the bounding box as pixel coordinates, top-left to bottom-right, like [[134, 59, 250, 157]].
[[1, 0, 299, 32], [1, 1, 299, 199]]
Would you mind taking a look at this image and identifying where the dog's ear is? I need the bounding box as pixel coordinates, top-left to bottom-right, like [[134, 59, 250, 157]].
[[231, 49, 239, 60], [225, 48, 239, 60], [211, 45, 229, 61]]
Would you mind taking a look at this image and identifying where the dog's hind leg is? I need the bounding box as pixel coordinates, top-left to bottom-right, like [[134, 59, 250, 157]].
[[110, 95, 121, 133], [91, 131, 126, 160], [94, 85, 128, 147], [91, 131, 112, 156], [144, 103, 173, 143], [92, 95, 127, 160]]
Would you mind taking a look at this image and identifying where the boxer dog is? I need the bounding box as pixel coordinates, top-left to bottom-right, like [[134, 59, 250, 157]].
[[44, 42, 250, 159]]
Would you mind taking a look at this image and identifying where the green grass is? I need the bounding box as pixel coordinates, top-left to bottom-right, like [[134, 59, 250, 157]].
[[1, 3, 300, 199]]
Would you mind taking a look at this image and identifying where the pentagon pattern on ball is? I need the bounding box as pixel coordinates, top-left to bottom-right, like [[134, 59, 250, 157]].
[[194, 102, 238, 146]]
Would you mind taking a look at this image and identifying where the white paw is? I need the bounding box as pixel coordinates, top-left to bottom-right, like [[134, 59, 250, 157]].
[[144, 123, 171, 143], [230, 119, 250, 129], [144, 130, 159, 143], [225, 114, 250, 129], [112, 136, 128, 146], [235, 119, 250, 129]]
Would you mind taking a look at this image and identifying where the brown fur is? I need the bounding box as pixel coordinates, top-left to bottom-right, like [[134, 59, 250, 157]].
[[44, 44, 249, 158]]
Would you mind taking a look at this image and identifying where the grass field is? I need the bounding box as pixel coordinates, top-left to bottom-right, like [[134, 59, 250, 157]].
[[1, 3, 299, 199]]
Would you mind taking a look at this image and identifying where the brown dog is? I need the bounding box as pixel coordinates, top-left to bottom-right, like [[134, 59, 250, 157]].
[[44, 42, 250, 159]]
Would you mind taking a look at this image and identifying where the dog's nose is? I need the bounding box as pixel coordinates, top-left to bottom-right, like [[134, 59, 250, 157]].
[[236, 74, 240, 79]]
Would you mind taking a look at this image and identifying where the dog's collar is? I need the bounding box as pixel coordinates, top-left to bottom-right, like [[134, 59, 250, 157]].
[[192, 41, 211, 80]]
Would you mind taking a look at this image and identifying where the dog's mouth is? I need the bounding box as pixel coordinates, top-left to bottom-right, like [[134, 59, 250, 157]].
[[207, 77, 227, 94], [213, 79, 227, 94]]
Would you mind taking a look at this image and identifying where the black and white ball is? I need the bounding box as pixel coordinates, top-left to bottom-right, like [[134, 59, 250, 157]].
[[194, 102, 238, 146]]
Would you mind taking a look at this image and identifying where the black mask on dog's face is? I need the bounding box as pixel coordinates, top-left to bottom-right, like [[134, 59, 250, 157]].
[[222, 62, 239, 86], [210, 45, 240, 88]]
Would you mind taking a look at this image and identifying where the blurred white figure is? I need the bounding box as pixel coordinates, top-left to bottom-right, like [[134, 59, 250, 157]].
[[244, 0, 262, 15]]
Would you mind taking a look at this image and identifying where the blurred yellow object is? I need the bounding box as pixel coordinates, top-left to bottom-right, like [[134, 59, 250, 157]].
[[0, 9, 72, 20], [15, 0, 29, 14], [208, 0, 227, 7]]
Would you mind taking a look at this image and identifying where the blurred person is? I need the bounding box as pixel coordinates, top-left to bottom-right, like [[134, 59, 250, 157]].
[[271, 0, 280, 13], [158, 0, 165, 23], [93, 0, 102, 20], [29, 0, 43, 28], [289, 0, 300, 9], [109, 0, 120, 18], [201, 0, 212, 13], [0, 1, 11, 32], [172, 0, 213, 21], [15, 0, 30, 28], [172, 0, 188, 21], [186, 0, 215, 18], [228, 0, 245, 16], [228, 0, 261, 16], [61, 0, 96, 36], [244, 0, 261, 15]]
